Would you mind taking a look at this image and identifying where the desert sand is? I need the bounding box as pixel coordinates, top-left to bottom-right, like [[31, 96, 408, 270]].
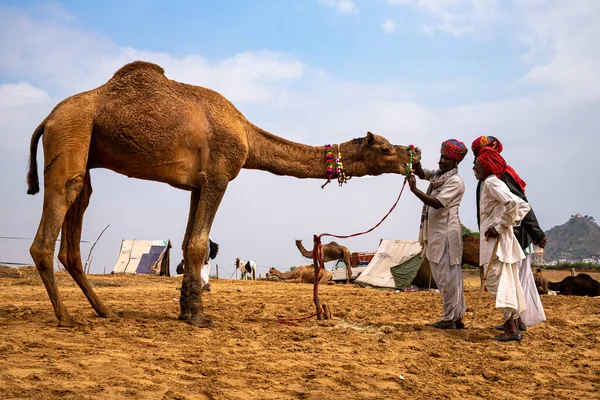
[[0, 267, 598, 399]]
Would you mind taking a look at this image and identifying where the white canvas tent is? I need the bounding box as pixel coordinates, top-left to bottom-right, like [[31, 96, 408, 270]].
[[354, 239, 422, 289], [111, 239, 171, 276]]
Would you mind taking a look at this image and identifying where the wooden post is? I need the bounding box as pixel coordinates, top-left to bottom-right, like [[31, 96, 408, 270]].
[[570, 268, 575, 276], [103, 266, 106, 275], [313, 257, 322, 320], [216, 264, 219, 279]]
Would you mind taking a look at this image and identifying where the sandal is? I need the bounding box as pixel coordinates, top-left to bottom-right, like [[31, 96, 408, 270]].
[[430, 321, 456, 330], [492, 332, 523, 342]]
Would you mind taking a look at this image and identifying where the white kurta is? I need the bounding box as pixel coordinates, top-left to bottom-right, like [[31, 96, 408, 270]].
[[479, 175, 531, 316], [200, 262, 210, 287], [419, 169, 465, 265], [518, 254, 546, 326]]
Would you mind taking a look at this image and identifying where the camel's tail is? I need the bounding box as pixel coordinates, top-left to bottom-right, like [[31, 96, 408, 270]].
[[27, 120, 46, 195]]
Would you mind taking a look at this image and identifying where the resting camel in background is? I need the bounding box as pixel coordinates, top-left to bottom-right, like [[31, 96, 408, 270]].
[[534, 268, 549, 295], [26, 61, 420, 328], [548, 273, 600, 296], [412, 232, 480, 289], [295, 239, 352, 283], [266, 266, 333, 284]]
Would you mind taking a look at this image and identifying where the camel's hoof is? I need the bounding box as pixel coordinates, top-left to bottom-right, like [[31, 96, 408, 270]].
[[188, 316, 214, 328], [57, 317, 80, 329], [178, 314, 191, 321], [99, 309, 119, 319]]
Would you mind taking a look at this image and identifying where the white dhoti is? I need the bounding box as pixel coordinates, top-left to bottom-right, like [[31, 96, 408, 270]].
[[518, 254, 546, 326], [429, 244, 466, 322], [200, 262, 210, 287], [485, 258, 526, 321]]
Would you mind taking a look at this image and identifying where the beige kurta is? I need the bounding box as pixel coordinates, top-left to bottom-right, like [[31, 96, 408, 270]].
[[419, 169, 465, 265], [479, 175, 531, 316]]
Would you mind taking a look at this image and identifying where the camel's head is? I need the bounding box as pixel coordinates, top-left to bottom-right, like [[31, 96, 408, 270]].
[[235, 257, 241, 268], [295, 239, 302, 246], [352, 131, 421, 176], [266, 267, 281, 278]]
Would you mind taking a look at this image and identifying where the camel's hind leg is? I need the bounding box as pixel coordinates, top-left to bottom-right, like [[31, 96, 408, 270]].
[[57, 172, 117, 319], [343, 250, 352, 284], [179, 188, 200, 321], [30, 137, 91, 327]]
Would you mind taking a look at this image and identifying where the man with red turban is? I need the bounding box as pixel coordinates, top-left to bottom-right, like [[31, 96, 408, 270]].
[[473, 148, 531, 342], [406, 139, 468, 330], [472, 137, 547, 331]]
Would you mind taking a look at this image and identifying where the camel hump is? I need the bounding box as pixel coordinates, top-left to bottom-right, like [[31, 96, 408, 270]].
[[110, 61, 166, 81]]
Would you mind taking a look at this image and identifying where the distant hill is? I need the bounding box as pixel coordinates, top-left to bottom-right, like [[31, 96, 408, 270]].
[[544, 214, 600, 262]]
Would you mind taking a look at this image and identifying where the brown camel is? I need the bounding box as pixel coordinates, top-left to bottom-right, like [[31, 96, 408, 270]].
[[266, 266, 333, 284], [534, 268, 549, 295], [26, 61, 419, 328], [295, 239, 352, 283], [412, 232, 480, 289]]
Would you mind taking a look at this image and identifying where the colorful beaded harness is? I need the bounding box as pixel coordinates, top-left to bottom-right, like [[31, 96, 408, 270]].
[[322, 144, 350, 189]]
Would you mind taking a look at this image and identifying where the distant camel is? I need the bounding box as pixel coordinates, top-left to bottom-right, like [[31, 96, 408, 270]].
[[534, 268, 549, 295], [266, 266, 333, 284], [412, 232, 480, 289], [25, 60, 418, 328], [235, 258, 256, 280], [548, 273, 600, 296], [295, 239, 352, 283]]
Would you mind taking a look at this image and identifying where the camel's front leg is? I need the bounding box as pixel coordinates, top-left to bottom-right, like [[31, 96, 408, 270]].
[[182, 174, 228, 327]]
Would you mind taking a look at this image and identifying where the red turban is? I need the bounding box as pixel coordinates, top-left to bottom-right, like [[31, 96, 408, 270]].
[[441, 139, 468, 162], [471, 136, 503, 157], [477, 147, 527, 193]]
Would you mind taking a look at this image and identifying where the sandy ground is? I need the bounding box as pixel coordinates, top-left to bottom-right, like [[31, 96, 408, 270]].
[[0, 267, 598, 400]]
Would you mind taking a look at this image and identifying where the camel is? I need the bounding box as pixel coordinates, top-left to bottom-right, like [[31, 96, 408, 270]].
[[25, 60, 419, 328], [266, 266, 333, 284], [295, 239, 352, 283], [235, 258, 256, 280], [412, 232, 480, 289], [534, 268, 549, 295], [548, 273, 600, 296]]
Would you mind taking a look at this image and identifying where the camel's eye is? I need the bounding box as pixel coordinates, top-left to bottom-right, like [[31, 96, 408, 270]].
[[381, 147, 391, 153]]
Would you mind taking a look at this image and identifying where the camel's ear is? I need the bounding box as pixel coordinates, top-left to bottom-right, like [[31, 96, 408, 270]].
[[366, 131, 375, 145]]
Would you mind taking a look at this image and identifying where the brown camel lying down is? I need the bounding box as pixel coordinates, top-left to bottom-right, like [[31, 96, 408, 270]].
[[534, 268, 549, 294], [412, 232, 480, 289], [548, 273, 600, 296], [266, 266, 333, 284]]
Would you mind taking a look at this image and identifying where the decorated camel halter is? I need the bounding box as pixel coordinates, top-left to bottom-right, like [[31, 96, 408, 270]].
[[406, 144, 415, 178], [321, 144, 350, 189]]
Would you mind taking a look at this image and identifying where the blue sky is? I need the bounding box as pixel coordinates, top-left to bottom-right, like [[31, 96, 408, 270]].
[[1, 0, 598, 276]]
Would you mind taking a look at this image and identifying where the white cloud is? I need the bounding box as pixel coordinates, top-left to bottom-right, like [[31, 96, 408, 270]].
[[319, 0, 359, 15], [381, 19, 397, 34], [386, 0, 507, 37], [0, 82, 50, 108]]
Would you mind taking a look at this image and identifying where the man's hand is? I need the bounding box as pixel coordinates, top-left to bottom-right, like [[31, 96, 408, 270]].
[[406, 174, 417, 192], [485, 226, 499, 240], [534, 236, 547, 249], [411, 161, 424, 178]]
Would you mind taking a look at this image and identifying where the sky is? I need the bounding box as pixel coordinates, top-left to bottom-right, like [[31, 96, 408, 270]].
[[0, 0, 598, 278]]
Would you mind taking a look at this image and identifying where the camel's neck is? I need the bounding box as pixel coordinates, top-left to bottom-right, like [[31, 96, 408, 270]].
[[244, 124, 369, 179], [296, 242, 313, 258], [270, 270, 287, 279]]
